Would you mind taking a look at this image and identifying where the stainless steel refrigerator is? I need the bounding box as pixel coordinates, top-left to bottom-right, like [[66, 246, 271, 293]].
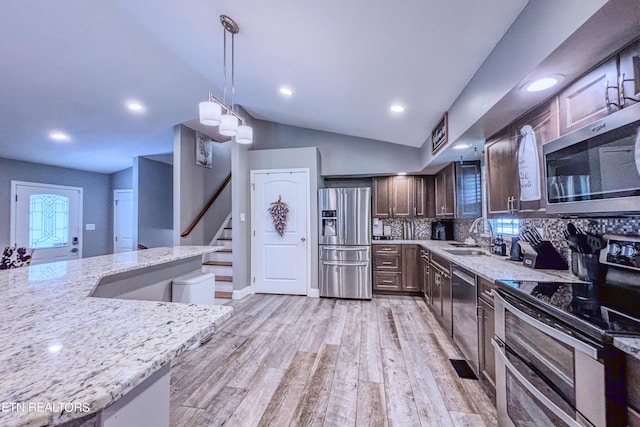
[[318, 188, 371, 299]]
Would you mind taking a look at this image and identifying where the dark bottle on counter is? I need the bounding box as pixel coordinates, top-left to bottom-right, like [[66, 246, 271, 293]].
[[493, 235, 507, 256]]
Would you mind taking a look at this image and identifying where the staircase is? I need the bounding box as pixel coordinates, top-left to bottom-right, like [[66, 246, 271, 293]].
[[202, 217, 233, 299]]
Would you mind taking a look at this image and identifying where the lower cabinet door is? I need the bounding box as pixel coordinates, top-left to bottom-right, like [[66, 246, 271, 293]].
[[478, 297, 496, 396], [373, 271, 402, 291]]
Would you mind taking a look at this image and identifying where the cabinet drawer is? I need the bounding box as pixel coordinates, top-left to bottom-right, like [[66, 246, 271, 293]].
[[373, 244, 401, 255], [373, 272, 402, 291], [478, 277, 495, 303], [373, 255, 401, 271]]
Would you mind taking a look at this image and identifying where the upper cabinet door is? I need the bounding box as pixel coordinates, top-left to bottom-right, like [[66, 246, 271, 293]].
[[513, 99, 559, 214], [485, 128, 518, 216], [391, 176, 414, 217], [558, 57, 619, 135], [372, 177, 391, 218], [619, 40, 640, 109], [435, 164, 455, 218]]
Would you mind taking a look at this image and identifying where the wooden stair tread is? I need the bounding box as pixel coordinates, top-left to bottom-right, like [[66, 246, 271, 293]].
[[203, 261, 232, 267], [215, 291, 233, 299], [216, 275, 233, 282], [218, 237, 232, 241], [218, 249, 232, 253]]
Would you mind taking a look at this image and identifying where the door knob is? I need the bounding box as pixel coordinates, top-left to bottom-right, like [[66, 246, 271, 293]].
[[301, 237, 306, 242]]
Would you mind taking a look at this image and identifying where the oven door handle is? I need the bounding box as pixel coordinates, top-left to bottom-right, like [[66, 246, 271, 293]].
[[492, 290, 599, 359], [492, 338, 584, 427]]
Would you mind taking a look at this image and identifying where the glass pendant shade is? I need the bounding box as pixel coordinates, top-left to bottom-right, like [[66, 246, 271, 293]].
[[199, 101, 222, 126], [219, 114, 239, 136], [235, 125, 253, 144]]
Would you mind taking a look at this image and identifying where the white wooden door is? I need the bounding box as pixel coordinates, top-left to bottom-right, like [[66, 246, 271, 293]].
[[11, 181, 83, 264], [113, 189, 134, 253], [251, 170, 309, 295]]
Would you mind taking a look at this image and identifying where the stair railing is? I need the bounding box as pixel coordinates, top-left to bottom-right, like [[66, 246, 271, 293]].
[[181, 173, 232, 238]]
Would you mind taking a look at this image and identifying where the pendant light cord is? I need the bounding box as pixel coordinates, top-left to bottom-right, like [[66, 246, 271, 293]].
[[231, 32, 235, 110], [223, 25, 227, 106]]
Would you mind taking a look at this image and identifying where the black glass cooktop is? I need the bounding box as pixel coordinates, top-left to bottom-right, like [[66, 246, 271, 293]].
[[496, 280, 640, 342]]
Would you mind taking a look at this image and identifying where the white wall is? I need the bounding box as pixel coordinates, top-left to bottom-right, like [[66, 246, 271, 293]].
[[173, 125, 232, 246]]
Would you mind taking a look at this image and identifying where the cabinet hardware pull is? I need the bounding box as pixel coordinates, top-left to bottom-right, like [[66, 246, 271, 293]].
[[619, 73, 640, 104], [382, 280, 393, 283], [413, 207, 417, 216], [605, 79, 621, 112], [381, 262, 393, 265]]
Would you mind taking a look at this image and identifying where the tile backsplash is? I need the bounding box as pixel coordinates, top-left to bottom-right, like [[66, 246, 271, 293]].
[[378, 216, 640, 262]]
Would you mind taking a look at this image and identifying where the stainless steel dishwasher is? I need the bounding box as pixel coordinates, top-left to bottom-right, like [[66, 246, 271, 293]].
[[451, 265, 478, 375]]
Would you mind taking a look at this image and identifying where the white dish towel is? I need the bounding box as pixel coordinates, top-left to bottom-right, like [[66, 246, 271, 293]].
[[518, 125, 541, 201]]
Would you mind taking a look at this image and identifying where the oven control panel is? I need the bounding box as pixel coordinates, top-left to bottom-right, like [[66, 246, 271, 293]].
[[600, 235, 640, 271]]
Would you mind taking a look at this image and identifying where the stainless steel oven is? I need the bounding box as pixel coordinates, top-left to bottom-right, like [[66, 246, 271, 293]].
[[493, 290, 609, 427], [543, 102, 640, 215]]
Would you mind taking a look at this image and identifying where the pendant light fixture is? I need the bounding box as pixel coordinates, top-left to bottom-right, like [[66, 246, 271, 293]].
[[198, 15, 253, 144]]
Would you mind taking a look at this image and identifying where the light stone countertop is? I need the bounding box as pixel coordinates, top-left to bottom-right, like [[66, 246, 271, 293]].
[[0, 246, 233, 427], [373, 239, 640, 359]]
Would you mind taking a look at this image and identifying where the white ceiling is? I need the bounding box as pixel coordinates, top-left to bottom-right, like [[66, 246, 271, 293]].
[[0, 0, 528, 173]]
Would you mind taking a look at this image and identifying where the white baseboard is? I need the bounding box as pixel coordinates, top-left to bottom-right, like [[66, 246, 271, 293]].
[[232, 286, 253, 300], [307, 288, 320, 298]]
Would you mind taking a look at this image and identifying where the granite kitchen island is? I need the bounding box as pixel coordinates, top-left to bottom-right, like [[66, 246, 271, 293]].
[[0, 246, 232, 427]]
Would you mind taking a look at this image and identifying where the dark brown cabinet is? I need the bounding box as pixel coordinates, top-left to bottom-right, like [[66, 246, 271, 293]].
[[620, 39, 640, 109], [485, 99, 559, 217], [477, 290, 496, 400], [373, 244, 420, 293], [401, 245, 420, 291], [558, 57, 618, 135], [435, 164, 455, 218], [372, 177, 392, 218], [372, 176, 430, 218], [485, 128, 518, 216], [512, 100, 560, 214]]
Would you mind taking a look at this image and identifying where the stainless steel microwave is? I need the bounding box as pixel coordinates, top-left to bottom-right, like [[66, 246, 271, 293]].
[[543, 102, 640, 215]]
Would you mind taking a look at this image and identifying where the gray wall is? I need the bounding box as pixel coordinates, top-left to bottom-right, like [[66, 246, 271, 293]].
[[173, 125, 232, 246], [252, 119, 424, 176], [110, 167, 132, 190], [0, 156, 111, 257], [233, 147, 319, 292], [134, 157, 173, 248]]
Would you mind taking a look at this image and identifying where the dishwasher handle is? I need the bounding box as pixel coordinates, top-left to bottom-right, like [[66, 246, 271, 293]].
[[452, 268, 475, 286]]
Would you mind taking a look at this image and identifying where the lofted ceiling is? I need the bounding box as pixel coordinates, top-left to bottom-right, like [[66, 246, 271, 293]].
[[0, 0, 529, 173]]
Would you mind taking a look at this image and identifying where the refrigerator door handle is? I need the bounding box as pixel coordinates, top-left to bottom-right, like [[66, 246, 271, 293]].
[[340, 190, 347, 245]]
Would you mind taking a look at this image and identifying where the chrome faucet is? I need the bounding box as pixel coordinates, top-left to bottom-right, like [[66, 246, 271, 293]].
[[468, 217, 494, 250]]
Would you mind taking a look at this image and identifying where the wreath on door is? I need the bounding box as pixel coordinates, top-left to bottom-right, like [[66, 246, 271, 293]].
[[268, 195, 289, 237]]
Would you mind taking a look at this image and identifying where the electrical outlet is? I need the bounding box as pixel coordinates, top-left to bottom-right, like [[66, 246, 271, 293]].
[[85, 224, 96, 231]]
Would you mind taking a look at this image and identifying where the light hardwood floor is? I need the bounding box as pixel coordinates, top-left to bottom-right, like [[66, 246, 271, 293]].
[[170, 295, 498, 427]]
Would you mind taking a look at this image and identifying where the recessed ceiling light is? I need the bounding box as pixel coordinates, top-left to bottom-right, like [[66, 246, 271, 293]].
[[453, 143, 470, 150], [48, 343, 63, 353], [390, 105, 405, 113], [523, 75, 564, 93], [126, 100, 145, 112], [397, 172, 407, 176], [48, 130, 70, 142], [279, 87, 293, 96]]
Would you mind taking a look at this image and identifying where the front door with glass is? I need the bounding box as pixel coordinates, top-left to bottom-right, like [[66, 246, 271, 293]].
[[11, 181, 83, 265]]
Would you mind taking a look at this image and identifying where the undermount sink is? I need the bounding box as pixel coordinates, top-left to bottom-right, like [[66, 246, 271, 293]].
[[448, 242, 480, 248], [444, 249, 488, 256]]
